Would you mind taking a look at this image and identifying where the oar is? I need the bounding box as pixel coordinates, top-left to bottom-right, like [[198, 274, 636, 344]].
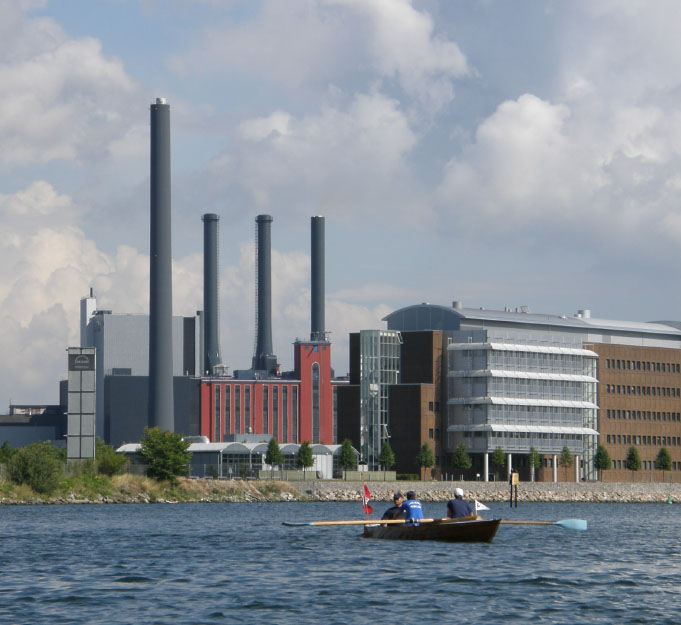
[[500, 519, 587, 531], [283, 518, 437, 527]]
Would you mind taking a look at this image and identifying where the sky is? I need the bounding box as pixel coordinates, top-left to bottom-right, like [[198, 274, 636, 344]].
[[3, 0, 681, 409]]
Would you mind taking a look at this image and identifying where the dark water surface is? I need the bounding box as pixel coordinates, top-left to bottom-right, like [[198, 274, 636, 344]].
[[1, 501, 679, 624]]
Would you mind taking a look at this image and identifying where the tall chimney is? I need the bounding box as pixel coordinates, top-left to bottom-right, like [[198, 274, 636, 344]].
[[252, 214, 277, 374], [202, 213, 221, 374], [310, 215, 325, 341], [148, 97, 174, 431]]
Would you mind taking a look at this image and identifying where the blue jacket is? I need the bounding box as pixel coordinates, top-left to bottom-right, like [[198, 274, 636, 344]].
[[400, 499, 424, 523]]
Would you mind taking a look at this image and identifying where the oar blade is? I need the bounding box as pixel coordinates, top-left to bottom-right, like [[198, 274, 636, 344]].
[[555, 519, 587, 531], [282, 521, 314, 527]]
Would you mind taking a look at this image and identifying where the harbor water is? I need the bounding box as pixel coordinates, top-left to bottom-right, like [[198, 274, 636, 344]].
[[1, 501, 678, 624]]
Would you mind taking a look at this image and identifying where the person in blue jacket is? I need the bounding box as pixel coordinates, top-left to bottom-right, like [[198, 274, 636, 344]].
[[400, 491, 423, 525]]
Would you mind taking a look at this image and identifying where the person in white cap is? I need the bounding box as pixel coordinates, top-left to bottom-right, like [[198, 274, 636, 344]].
[[446, 487, 474, 519]]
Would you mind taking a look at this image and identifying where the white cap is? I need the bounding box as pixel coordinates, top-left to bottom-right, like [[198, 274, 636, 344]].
[[454, 487, 464, 497]]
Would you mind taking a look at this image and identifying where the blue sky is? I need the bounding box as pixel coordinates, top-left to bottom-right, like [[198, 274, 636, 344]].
[[2, 0, 681, 409]]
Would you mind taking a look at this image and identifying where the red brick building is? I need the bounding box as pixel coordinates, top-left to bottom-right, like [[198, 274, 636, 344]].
[[199, 340, 334, 444]]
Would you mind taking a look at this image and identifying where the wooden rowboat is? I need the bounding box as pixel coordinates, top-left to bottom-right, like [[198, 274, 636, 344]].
[[363, 518, 501, 543]]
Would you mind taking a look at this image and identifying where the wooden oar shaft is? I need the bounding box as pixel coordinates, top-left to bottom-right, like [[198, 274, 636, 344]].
[[309, 518, 437, 527]]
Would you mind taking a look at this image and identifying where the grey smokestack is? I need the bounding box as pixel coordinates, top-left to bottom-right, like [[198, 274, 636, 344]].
[[252, 214, 277, 373], [311, 215, 325, 341], [202, 213, 221, 374], [148, 97, 174, 431]]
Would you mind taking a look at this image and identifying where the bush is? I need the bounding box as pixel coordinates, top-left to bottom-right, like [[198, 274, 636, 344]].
[[96, 439, 128, 477], [138, 427, 192, 484], [7, 442, 64, 495]]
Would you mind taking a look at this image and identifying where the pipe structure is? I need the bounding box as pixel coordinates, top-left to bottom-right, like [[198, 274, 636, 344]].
[[148, 97, 174, 431], [310, 216, 325, 341], [202, 213, 221, 374], [252, 214, 277, 374]]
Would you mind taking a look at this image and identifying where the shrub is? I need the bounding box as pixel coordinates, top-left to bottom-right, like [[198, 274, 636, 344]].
[[7, 442, 64, 495], [96, 439, 128, 477], [138, 427, 192, 484]]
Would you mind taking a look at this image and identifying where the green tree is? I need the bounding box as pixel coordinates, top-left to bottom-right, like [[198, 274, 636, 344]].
[[491, 447, 506, 480], [265, 438, 284, 479], [594, 444, 611, 478], [95, 438, 128, 477], [296, 441, 315, 480], [451, 444, 471, 478], [7, 441, 64, 495], [416, 443, 435, 481], [656, 447, 672, 481], [558, 446, 573, 481], [377, 442, 395, 479], [626, 446, 642, 480], [0, 440, 16, 464], [529, 447, 541, 483], [339, 439, 357, 480], [138, 427, 192, 485]]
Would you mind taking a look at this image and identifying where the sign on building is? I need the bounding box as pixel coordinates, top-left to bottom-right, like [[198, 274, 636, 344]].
[[67, 347, 96, 460]]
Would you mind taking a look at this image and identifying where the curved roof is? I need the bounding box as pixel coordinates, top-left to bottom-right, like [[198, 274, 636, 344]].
[[385, 303, 681, 338]]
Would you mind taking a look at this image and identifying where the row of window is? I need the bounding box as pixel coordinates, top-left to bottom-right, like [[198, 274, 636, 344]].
[[213, 384, 299, 442], [606, 434, 679, 446], [604, 359, 680, 373], [611, 459, 681, 471], [604, 384, 679, 397], [462, 431, 583, 440], [605, 409, 679, 422]]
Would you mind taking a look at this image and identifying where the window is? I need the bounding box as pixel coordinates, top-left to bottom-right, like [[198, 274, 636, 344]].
[[224, 386, 230, 440], [312, 363, 320, 442], [428, 401, 434, 412], [263, 386, 269, 434], [273, 386, 279, 439], [429, 428, 434, 439], [282, 386, 289, 444], [214, 386, 221, 442], [234, 386, 241, 433], [292, 386, 299, 444], [244, 386, 251, 433]]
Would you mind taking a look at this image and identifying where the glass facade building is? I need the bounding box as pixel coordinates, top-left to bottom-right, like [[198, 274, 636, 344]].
[[447, 330, 599, 479], [358, 330, 402, 470]]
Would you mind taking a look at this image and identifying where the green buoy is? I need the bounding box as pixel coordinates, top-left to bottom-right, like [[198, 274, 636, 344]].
[[667, 495, 673, 505]]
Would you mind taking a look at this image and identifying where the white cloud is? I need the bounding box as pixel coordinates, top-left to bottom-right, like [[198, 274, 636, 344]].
[[327, 0, 469, 111], [0, 3, 139, 165], [228, 91, 419, 220], [171, 0, 468, 113]]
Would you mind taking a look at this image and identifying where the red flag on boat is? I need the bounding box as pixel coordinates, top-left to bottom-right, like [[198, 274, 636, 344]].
[[362, 484, 373, 515]]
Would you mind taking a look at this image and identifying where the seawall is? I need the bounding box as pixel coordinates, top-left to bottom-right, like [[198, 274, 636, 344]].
[[297, 480, 680, 504]]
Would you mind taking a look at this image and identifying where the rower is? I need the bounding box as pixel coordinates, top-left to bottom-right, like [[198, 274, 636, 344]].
[[446, 487, 474, 519], [381, 492, 405, 521], [400, 491, 424, 525]]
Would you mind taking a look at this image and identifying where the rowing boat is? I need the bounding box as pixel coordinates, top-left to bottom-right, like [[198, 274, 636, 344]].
[[363, 518, 501, 543]]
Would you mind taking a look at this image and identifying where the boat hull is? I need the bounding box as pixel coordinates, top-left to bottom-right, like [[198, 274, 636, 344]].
[[363, 518, 501, 543]]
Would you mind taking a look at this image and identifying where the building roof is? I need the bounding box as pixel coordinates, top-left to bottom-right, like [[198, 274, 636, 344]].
[[385, 303, 681, 338]]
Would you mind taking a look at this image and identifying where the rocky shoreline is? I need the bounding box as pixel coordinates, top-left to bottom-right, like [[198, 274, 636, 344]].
[[1, 478, 679, 504], [301, 480, 680, 503]]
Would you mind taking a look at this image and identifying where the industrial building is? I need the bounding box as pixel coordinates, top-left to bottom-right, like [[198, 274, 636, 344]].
[[65, 99, 336, 451]]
